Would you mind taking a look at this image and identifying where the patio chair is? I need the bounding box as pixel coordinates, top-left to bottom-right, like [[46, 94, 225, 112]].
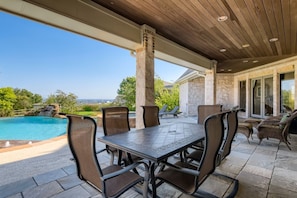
[[66, 114, 149, 198], [154, 112, 238, 197], [158, 104, 167, 116], [185, 110, 239, 166], [142, 105, 160, 127], [101, 106, 130, 165], [256, 111, 297, 150], [197, 104, 222, 124], [159, 106, 179, 118]]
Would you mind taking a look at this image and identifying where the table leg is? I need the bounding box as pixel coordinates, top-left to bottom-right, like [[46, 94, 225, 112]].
[[149, 162, 157, 197]]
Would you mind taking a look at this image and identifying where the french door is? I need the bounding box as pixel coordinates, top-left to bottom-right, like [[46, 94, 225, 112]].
[[251, 77, 273, 118]]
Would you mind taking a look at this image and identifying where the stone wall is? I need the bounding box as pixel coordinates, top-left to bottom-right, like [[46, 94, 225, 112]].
[[216, 74, 234, 110], [188, 77, 205, 116], [179, 77, 205, 116]]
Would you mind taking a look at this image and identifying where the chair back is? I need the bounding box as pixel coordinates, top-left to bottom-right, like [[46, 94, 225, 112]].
[[66, 115, 103, 191], [159, 105, 168, 114], [197, 104, 222, 124], [220, 110, 238, 161], [142, 105, 160, 127], [197, 112, 226, 186], [283, 111, 297, 139], [102, 106, 130, 135]]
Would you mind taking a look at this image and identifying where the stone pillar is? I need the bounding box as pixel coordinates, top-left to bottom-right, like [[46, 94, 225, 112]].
[[204, 61, 217, 104], [273, 68, 280, 116], [295, 63, 297, 109], [135, 25, 155, 129]]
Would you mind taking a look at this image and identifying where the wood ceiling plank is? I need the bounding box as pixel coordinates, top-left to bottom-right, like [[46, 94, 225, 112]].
[[281, 0, 292, 54], [244, 0, 275, 55], [270, 0, 285, 55], [262, 0, 281, 55], [226, 0, 265, 55], [290, 0, 297, 53]]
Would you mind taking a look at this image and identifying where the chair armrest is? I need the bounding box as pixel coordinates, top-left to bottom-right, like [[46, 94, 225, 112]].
[[159, 161, 200, 176], [101, 161, 149, 181]]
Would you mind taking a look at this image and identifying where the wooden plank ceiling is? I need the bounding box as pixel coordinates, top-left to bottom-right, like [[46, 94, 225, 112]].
[[93, 0, 297, 73]]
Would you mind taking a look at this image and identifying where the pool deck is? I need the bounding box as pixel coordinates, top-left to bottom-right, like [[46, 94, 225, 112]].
[[1, 116, 297, 197]]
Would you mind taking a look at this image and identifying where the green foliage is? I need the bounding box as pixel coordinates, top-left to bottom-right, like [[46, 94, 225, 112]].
[[116, 75, 179, 111], [0, 87, 17, 116], [155, 83, 179, 111], [117, 76, 136, 110], [80, 104, 100, 111], [13, 88, 43, 110], [282, 90, 294, 110], [45, 90, 78, 113]]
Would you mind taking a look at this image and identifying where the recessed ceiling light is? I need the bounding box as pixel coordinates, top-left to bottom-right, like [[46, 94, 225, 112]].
[[219, 48, 227, 52], [252, 60, 259, 63], [242, 44, 250, 48], [227, 69, 232, 72], [217, 16, 228, 22], [220, 69, 225, 71], [243, 60, 249, 63], [269, 38, 278, 42]]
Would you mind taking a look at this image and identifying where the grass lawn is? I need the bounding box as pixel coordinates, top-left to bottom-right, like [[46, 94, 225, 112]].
[[75, 111, 101, 117]]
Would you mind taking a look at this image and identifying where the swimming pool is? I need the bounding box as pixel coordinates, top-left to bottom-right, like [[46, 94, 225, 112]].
[[0, 116, 67, 141]]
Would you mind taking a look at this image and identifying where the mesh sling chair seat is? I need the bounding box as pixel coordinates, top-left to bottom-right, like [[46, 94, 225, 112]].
[[154, 112, 238, 197], [185, 110, 239, 166], [101, 106, 133, 165], [66, 115, 149, 198], [142, 105, 160, 128]]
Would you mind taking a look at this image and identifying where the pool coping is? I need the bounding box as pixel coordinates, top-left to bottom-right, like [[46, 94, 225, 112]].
[[0, 135, 67, 153]]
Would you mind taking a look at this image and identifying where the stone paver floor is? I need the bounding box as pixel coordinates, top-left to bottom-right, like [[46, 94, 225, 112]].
[[0, 116, 297, 198]]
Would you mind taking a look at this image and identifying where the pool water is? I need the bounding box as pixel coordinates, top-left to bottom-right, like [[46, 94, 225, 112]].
[[0, 116, 67, 141]]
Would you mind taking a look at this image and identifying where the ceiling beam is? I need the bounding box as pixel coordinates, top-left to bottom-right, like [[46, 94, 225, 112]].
[[0, 0, 212, 70]]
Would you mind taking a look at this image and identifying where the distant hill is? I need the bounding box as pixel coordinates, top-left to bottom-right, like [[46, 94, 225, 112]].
[[77, 99, 114, 104]]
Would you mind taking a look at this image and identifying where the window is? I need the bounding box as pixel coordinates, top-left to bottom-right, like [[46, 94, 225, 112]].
[[280, 72, 295, 113]]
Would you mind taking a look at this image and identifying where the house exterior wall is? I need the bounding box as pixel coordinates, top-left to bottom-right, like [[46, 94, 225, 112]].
[[216, 74, 234, 110], [179, 82, 188, 116], [188, 77, 205, 116], [235, 57, 297, 117], [179, 56, 297, 118]]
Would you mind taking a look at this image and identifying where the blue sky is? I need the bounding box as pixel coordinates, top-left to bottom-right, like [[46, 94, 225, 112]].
[[0, 11, 187, 99]]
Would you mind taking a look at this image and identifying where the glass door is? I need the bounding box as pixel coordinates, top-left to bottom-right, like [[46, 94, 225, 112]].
[[251, 77, 273, 118]]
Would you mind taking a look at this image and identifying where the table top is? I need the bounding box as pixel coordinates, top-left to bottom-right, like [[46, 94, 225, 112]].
[[98, 122, 205, 162]]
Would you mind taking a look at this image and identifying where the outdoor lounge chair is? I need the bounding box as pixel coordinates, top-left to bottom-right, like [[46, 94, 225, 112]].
[[142, 105, 160, 127], [154, 112, 238, 197], [256, 111, 297, 150], [158, 104, 167, 116], [159, 106, 179, 118], [66, 114, 149, 198], [101, 106, 130, 165]]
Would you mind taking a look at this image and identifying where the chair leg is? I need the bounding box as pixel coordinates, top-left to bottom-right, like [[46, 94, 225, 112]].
[[212, 172, 239, 198]]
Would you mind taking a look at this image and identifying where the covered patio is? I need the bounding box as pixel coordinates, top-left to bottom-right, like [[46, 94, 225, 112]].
[[1, 117, 297, 197], [2, 0, 297, 125], [1, 0, 297, 197]]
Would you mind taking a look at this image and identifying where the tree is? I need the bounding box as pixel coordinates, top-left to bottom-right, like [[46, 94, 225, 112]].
[[13, 88, 43, 110], [116, 76, 179, 111], [117, 76, 136, 110], [0, 87, 17, 117], [155, 83, 179, 111], [45, 90, 78, 113]]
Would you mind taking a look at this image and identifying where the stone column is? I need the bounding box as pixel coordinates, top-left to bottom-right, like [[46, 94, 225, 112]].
[[273, 68, 280, 116], [135, 25, 155, 129], [295, 63, 297, 109], [204, 61, 217, 104]]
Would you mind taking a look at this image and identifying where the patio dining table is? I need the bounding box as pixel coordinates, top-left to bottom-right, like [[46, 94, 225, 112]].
[[97, 122, 205, 197]]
